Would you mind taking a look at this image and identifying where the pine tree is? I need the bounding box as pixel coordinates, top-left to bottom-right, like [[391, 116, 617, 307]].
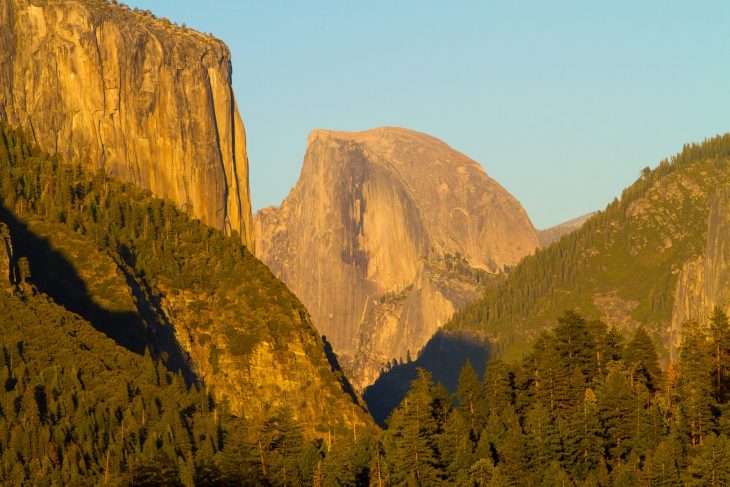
[[382, 368, 444, 486], [483, 359, 513, 413], [554, 311, 598, 384], [456, 360, 487, 432], [523, 401, 561, 477], [642, 438, 681, 486], [598, 326, 623, 374], [709, 307, 730, 404], [438, 409, 474, 485], [679, 321, 715, 448], [625, 326, 662, 393], [598, 364, 636, 464], [684, 433, 730, 486], [565, 387, 603, 482]]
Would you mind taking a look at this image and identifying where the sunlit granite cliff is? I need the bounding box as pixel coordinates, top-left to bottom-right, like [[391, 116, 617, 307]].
[[255, 127, 539, 388], [0, 0, 254, 247]]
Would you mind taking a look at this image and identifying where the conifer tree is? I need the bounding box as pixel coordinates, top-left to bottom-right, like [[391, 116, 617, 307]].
[[456, 359, 487, 432], [642, 438, 681, 486], [382, 368, 445, 486], [709, 307, 730, 404], [679, 321, 715, 448], [483, 359, 513, 413], [598, 364, 636, 464], [625, 326, 662, 393], [684, 433, 730, 486]]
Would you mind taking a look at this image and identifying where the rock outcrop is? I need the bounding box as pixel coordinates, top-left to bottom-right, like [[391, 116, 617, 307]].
[[255, 127, 538, 389], [0, 0, 254, 247], [670, 186, 730, 358]]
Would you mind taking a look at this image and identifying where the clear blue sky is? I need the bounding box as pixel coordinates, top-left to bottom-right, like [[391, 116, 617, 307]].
[[131, 1, 730, 228]]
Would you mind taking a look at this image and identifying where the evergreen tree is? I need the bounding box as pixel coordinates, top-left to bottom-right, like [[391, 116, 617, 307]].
[[684, 433, 730, 486], [456, 359, 487, 432], [642, 438, 681, 486], [709, 307, 730, 404], [383, 368, 445, 486], [679, 321, 715, 448], [625, 326, 662, 393]]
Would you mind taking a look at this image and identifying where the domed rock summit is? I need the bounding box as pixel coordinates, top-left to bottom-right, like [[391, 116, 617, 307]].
[[255, 127, 539, 389]]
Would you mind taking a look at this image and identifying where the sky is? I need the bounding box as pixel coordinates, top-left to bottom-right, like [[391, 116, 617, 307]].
[[131, 1, 730, 229]]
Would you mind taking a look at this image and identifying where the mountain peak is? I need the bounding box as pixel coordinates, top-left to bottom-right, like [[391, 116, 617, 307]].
[[256, 127, 538, 389]]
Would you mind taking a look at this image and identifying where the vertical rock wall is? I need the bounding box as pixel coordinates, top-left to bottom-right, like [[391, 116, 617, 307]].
[[0, 0, 254, 247]]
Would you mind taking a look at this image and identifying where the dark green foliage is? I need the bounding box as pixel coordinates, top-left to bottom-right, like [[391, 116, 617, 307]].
[[709, 307, 730, 405], [624, 326, 662, 392], [382, 369, 448, 486], [366, 310, 730, 485], [0, 122, 314, 360], [4, 121, 730, 484]]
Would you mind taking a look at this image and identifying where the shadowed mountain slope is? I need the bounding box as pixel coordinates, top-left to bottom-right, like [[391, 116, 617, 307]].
[[0, 122, 373, 439]]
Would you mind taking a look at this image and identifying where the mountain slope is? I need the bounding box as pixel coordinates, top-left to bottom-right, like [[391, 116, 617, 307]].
[[448, 134, 730, 359], [255, 127, 538, 389], [0, 122, 373, 440], [0, 0, 254, 247]]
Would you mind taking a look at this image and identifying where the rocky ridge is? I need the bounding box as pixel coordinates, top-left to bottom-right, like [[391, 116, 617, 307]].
[[538, 211, 596, 247]]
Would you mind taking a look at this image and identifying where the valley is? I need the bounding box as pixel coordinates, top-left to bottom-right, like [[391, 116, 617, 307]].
[[0, 0, 729, 485]]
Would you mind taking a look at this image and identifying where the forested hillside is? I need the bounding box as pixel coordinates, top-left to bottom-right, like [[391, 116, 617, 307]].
[[0, 122, 375, 484], [448, 134, 730, 360]]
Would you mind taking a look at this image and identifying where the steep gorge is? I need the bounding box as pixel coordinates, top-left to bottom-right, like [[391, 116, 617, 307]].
[[255, 127, 539, 389], [0, 0, 254, 247]]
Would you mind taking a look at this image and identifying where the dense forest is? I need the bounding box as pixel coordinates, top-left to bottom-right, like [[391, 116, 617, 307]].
[[376, 308, 730, 486]]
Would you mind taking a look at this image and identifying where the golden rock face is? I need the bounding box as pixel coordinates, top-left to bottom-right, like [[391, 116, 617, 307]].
[[255, 127, 539, 389], [0, 0, 254, 249], [671, 187, 730, 358]]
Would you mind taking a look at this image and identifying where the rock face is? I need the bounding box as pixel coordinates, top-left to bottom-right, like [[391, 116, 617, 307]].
[[255, 127, 538, 389], [538, 211, 596, 247], [0, 0, 254, 247], [671, 187, 730, 358]]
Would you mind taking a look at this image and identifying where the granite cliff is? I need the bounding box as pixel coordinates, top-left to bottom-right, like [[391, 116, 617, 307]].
[[255, 127, 538, 389], [362, 135, 730, 423], [0, 0, 254, 247], [670, 186, 730, 357]]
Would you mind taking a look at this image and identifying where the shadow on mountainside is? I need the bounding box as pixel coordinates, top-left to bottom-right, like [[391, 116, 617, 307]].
[[322, 335, 361, 406], [363, 330, 491, 426], [0, 205, 197, 384]]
